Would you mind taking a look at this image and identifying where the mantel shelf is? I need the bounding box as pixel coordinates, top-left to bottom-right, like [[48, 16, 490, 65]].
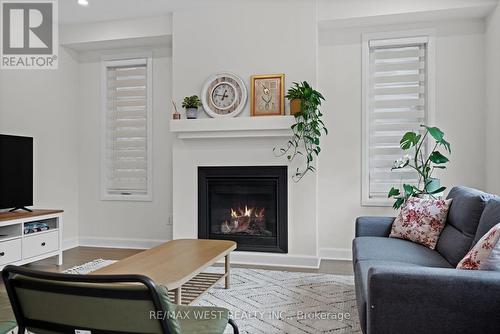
[[169, 116, 295, 139]]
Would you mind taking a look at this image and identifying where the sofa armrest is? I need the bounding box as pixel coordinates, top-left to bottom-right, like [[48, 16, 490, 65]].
[[367, 265, 500, 334], [355, 217, 395, 237]]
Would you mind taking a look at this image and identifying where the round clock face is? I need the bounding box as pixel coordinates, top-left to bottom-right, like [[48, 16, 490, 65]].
[[211, 83, 236, 110], [201, 73, 247, 118]]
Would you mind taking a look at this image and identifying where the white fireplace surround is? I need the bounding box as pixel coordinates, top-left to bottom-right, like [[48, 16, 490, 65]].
[[171, 116, 320, 268]]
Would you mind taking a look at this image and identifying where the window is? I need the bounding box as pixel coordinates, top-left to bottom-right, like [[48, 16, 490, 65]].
[[362, 32, 434, 206], [101, 57, 152, 201]]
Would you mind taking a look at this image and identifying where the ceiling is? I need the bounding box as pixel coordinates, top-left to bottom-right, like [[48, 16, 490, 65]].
[[59, 0, 499, 25], [60, 0, 180, 24]]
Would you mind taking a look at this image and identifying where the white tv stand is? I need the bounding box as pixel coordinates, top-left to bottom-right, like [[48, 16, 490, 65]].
[[0, 209, 63, 270]]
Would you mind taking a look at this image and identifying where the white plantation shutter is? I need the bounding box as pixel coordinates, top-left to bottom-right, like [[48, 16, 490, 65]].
[[362, 35, 430, 205], [102, 58, 152, 200]]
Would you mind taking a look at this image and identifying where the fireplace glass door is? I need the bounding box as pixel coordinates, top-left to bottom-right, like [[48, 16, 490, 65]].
[[198, 166, 287, 253]]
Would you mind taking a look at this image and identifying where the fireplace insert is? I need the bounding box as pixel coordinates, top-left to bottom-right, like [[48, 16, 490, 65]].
[[198, 166, 288, 253]]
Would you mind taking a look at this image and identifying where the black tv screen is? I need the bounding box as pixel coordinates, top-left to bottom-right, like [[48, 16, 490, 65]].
[[0, 135, 33, 210]]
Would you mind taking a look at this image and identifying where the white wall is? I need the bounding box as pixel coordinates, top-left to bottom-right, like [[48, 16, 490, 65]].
[[317, 19, 486, 258], [172, 0, 317, 117], [77, 48, 173, 247], [485, 5, 500, 194], [0, 48, 80, 246]]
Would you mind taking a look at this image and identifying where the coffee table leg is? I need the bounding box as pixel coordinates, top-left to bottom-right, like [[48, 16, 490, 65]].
[[174, 287, 182, 305], [225, 254, 230, 289]]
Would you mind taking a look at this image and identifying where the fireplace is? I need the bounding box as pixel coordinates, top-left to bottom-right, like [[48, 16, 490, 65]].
[[198, 166, 288, 253]]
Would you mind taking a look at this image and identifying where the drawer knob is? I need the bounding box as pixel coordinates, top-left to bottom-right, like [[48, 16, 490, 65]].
[[41, 242, 46, 247], [0, 252, 4, 256]]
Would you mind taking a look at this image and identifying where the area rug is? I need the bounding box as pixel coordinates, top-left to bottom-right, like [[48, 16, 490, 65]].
[[65, 259, 361, 334], [63, 258, 117, 274]]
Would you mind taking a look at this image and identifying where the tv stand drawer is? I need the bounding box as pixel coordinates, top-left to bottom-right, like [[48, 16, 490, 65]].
[[23, 231, 59, 259], [0, 239, 22, 266]]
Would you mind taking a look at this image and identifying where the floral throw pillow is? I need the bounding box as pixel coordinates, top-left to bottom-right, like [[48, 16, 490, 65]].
[[390, 197, 452, 249], [457, 223, 500, 270]]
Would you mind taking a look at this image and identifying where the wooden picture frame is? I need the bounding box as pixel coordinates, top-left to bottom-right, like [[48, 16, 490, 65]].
[[250, 74, 285, 116]]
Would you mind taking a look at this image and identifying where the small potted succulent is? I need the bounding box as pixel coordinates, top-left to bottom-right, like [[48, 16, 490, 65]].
[[182, 95, 202, 119]]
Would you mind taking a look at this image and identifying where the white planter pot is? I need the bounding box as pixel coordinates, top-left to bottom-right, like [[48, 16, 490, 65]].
[[186, 108, 198, 119]]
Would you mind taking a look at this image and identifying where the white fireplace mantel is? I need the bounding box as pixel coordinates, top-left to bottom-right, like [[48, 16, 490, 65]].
[[170, 116, 294, 139], [171, 114, 319, 268]]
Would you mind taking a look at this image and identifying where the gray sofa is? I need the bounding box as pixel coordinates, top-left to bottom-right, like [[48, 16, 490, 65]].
[[353, 186, 500, 334]]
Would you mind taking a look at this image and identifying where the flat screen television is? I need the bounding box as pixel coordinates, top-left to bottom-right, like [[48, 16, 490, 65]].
[[0, 134, 33, 211]]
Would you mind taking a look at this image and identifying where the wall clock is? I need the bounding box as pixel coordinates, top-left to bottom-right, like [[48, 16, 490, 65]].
[[201, 72, 247, 118]]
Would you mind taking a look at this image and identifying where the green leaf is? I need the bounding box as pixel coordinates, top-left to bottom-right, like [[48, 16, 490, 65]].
[[441, 138, 452, 153], [424, 126, 444, 142], [388, 187, 400, 198], [400, 132, 419, 150], [428, 186, 446, 195], [393, 198, 405, 209], [433, 166, 447, 169], [403, 184, 415, 197], [429, 151, 449, 164]]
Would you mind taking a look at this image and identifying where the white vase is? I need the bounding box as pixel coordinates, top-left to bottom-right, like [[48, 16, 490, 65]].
[[186, 108, 198, 119]]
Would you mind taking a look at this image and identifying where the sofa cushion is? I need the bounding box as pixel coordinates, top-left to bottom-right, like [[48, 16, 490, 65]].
[[436, 186, 491, 266], [474, 197, 500, 245], [353, 237, 453, 268]]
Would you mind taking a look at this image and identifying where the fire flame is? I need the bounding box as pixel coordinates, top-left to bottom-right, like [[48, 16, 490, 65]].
[[231, 205, 265, 218], [221, 205, 266, 234]]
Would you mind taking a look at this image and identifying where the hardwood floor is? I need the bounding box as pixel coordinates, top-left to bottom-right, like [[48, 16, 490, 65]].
[[0, 246, 352, 322]]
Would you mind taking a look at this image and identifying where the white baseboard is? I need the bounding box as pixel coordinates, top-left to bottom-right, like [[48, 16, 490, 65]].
[[221, 251, 321, 269], [62, 237, 79, 250], [78, 236, 167, 249], [319, 247, 352, 261]]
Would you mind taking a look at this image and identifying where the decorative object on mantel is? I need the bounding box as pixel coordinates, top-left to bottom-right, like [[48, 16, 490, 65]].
[[286, 81, 311, 116], [182, 95, 202, 119], [274, 81, 327, 182], [250, 74, 285, 116], [171, 100, 181, 120], [388, 125, 452, 209], [201, 72, 247, 118]]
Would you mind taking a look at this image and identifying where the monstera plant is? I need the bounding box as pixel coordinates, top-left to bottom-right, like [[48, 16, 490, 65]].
[[274, 82, 328, 182], [388, 125, 451, 209]]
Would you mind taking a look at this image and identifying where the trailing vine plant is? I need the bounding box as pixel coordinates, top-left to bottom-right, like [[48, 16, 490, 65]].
[[274, 81, 328, 182]]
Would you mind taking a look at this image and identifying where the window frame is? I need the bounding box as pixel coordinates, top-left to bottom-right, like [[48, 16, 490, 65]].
[[361, 29, 436, 207], [100, 55, 153, 202]]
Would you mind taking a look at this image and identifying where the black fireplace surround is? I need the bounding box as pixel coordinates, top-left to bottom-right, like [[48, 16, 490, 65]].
[[198, 166, 288, 253]]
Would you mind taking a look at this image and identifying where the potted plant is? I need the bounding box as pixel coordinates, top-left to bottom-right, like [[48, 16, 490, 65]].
[[275, 81, 328, 182], [182, 95, 202, 119], [286, 82, 308, 115], [388, 125, 452, 209]]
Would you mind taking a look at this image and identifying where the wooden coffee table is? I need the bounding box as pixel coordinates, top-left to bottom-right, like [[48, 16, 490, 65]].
[[92, 239, 236, 305]]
